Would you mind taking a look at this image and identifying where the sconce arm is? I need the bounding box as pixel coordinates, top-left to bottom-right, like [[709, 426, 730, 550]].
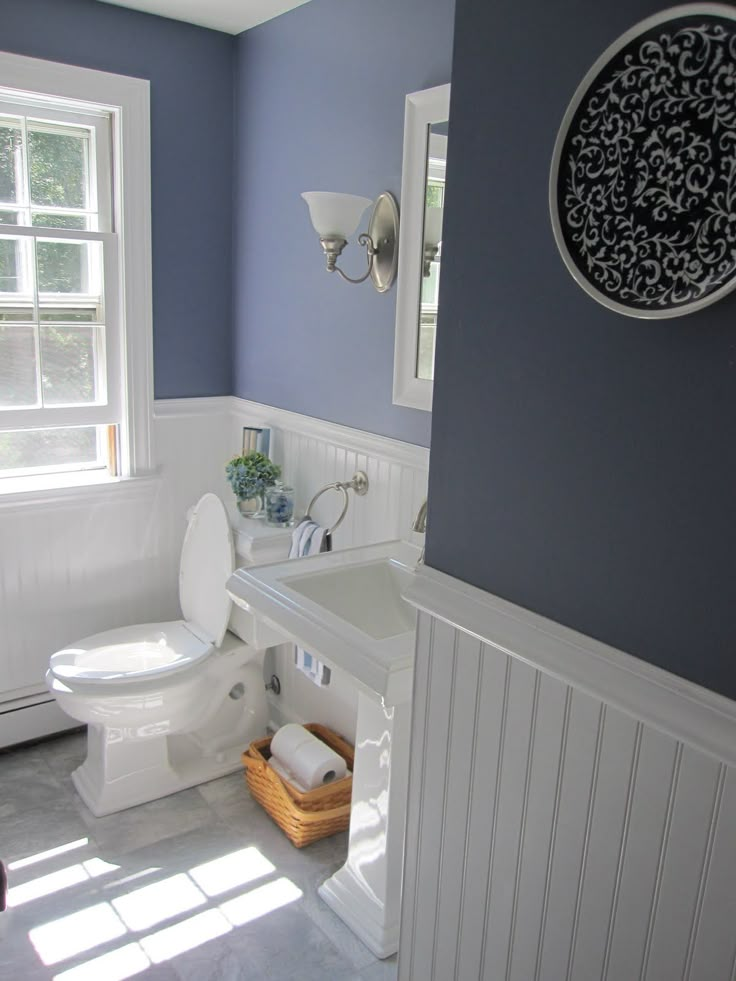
[[331, 233, 378, 285]]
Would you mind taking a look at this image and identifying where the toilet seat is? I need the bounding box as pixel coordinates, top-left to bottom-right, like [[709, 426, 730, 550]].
[[48, 620, 213, 685], [179, 491, 234, 648], [48, 493, 236, 689]]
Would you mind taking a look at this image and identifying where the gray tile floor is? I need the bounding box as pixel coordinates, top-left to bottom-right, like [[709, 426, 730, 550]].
[[0, 731, 398, 981]]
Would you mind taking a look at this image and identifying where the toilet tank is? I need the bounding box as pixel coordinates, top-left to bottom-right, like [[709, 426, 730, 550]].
[[228, 509, 293, 649]]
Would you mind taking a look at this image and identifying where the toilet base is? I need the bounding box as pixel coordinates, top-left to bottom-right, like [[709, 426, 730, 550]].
[[73, 726, 250, 817]]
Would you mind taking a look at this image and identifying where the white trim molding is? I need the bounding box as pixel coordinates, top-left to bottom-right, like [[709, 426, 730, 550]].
[[405, 565, 736, 767], [154, 396, 234, 419], [399, 565, 736, 981], [230, 397, 430, 472]]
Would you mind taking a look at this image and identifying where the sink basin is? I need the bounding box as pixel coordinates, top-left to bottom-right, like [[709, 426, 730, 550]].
[[283, 560, 415, 640], [226, 539, 421, 701]]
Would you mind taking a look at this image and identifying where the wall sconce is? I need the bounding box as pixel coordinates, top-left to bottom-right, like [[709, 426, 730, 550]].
[[422, 206, 443, 277], [301, 190, 399, 293]]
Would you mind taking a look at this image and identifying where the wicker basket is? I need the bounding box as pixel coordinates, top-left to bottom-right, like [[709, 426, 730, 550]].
[[242, 723, 354, 848]]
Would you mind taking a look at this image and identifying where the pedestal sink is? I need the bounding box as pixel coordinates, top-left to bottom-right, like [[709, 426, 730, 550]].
[[226, 539, 421, 958]]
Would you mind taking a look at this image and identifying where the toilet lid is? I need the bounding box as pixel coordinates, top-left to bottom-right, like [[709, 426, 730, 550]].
[[179, 493, 234, 647], [49, 621, 213, 684]]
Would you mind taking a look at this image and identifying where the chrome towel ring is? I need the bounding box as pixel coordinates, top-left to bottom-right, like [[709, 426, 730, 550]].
[[306, 471, 369, 535]]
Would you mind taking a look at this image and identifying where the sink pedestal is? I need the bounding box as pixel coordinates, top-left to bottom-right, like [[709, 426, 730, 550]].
[[319, 690, 411, 959], [225, 540, 422, 959]]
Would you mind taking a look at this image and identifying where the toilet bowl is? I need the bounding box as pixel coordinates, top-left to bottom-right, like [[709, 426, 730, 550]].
[[46, 493, 276, 817]]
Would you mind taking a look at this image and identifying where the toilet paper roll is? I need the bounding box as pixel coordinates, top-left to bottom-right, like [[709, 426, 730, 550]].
[[270, 723, 347, 790]]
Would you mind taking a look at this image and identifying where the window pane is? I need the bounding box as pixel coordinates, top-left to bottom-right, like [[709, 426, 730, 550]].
[[37, 239, 100, 294], [39, 305, 98, 323], [40, 325, 97, 405], [33, 212, 87, 230], [0, 235, 24, 293], [0, 122, 22, 205], [28, 127, 88, 210], [0, 324, 37, 406], [0, 211, 20, 225], [0, 426, 99, 474], [0, 303, 34, 323], [416, 321, 436, 381], [421, 261, 440, 305], [426, 182, 444, 209]]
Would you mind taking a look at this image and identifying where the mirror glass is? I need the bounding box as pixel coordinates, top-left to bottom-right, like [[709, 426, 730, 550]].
[[393, 84, 450, 412], [416, 123, 448, 381]]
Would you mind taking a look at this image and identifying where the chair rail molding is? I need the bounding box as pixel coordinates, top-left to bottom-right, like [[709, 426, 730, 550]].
[[399, 565, 736, 981], [1, 395, 428, 748], [153, 396, 233, 419], [229, 397, 430, 472], [405, 566, 736, 767]]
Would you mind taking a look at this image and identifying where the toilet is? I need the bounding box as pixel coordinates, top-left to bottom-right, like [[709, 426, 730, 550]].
[[46, 493, 289, 817]]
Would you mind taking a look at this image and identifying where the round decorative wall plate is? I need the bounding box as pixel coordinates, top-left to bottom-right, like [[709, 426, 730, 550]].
[[550, 4, 736, 318]]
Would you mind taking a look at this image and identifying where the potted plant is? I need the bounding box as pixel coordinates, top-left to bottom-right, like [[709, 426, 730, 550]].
[[225, 451, 281, 517]]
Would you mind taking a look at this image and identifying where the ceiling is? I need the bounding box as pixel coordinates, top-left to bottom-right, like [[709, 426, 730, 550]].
[[97, 0, 313, 35]]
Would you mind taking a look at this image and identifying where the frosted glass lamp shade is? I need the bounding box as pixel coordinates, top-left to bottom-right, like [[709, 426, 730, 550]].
[[302, 192, 372, 239], [423, 206, 444, 248]]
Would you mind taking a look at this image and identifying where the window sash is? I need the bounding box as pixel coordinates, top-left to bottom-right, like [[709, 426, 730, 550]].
[[0, 97, 111, 233], [0, 230, 120, 431]]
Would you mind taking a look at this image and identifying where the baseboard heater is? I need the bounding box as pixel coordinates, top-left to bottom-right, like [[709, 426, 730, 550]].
[[0, 690, 78, 749]]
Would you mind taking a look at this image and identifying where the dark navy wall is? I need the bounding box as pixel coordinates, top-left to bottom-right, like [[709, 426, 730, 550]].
[[233, 0, 455, 446], [0, 0, 234, 398], [426, 0, 736, 698]]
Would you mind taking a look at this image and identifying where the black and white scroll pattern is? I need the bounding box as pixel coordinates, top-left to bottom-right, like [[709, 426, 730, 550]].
[[555, 12, 736, 315]]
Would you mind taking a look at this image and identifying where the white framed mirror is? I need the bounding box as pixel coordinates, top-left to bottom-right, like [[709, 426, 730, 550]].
[[393, 83, 450, 412]]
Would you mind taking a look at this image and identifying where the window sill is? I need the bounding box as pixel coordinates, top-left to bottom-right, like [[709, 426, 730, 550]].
[[0, 469, 161, 510]]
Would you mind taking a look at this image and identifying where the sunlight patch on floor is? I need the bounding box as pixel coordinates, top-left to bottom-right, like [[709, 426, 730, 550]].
[[9, 857, 120, 907], [30, 902, 128, 965], [25, 844, 303, 977], [189, 845, 275, 897], [141, 908, 233, 963], [220, 877, 303, 927], [111, 872, 207, 931], [8, 838, 89, 871], [53, 942, 151, 981]]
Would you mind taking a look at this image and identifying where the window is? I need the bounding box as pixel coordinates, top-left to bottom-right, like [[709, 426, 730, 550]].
[[0, 54, 152, 488]]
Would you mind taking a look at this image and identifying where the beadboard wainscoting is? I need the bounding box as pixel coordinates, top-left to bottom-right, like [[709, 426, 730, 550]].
[[399, 566, 736, 981], [228, 397, 429, 738], [0, 397, 428, 747]]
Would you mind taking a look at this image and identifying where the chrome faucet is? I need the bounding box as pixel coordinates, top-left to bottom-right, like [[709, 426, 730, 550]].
[[412, 499, 428, 534]]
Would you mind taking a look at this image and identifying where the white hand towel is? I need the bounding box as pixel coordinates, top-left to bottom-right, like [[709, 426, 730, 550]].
[[288, 517, 332, 683], [289, 516, 331, 558]]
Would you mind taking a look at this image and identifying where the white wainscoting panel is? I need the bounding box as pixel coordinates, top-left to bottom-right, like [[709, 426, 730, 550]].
[[230, 398, 429, 550], [0, 398, 233, 745], [0, 396, 428, 747], [230, 398, 429, 738], [399, 568, 736, 981]]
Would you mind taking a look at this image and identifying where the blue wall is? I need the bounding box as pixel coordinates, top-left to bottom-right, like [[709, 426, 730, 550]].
[[0, 0, 234, 398], [426, 0, 736, 699], [232, 0, 455, 446]]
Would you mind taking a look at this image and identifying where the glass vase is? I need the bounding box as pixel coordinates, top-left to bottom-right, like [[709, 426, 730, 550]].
[[265, 484, 295, 527], [237, 493, 263, 518]]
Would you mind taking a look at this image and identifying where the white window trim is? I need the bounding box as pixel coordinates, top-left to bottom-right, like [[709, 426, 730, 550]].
[[0, 51, 153, 489]]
